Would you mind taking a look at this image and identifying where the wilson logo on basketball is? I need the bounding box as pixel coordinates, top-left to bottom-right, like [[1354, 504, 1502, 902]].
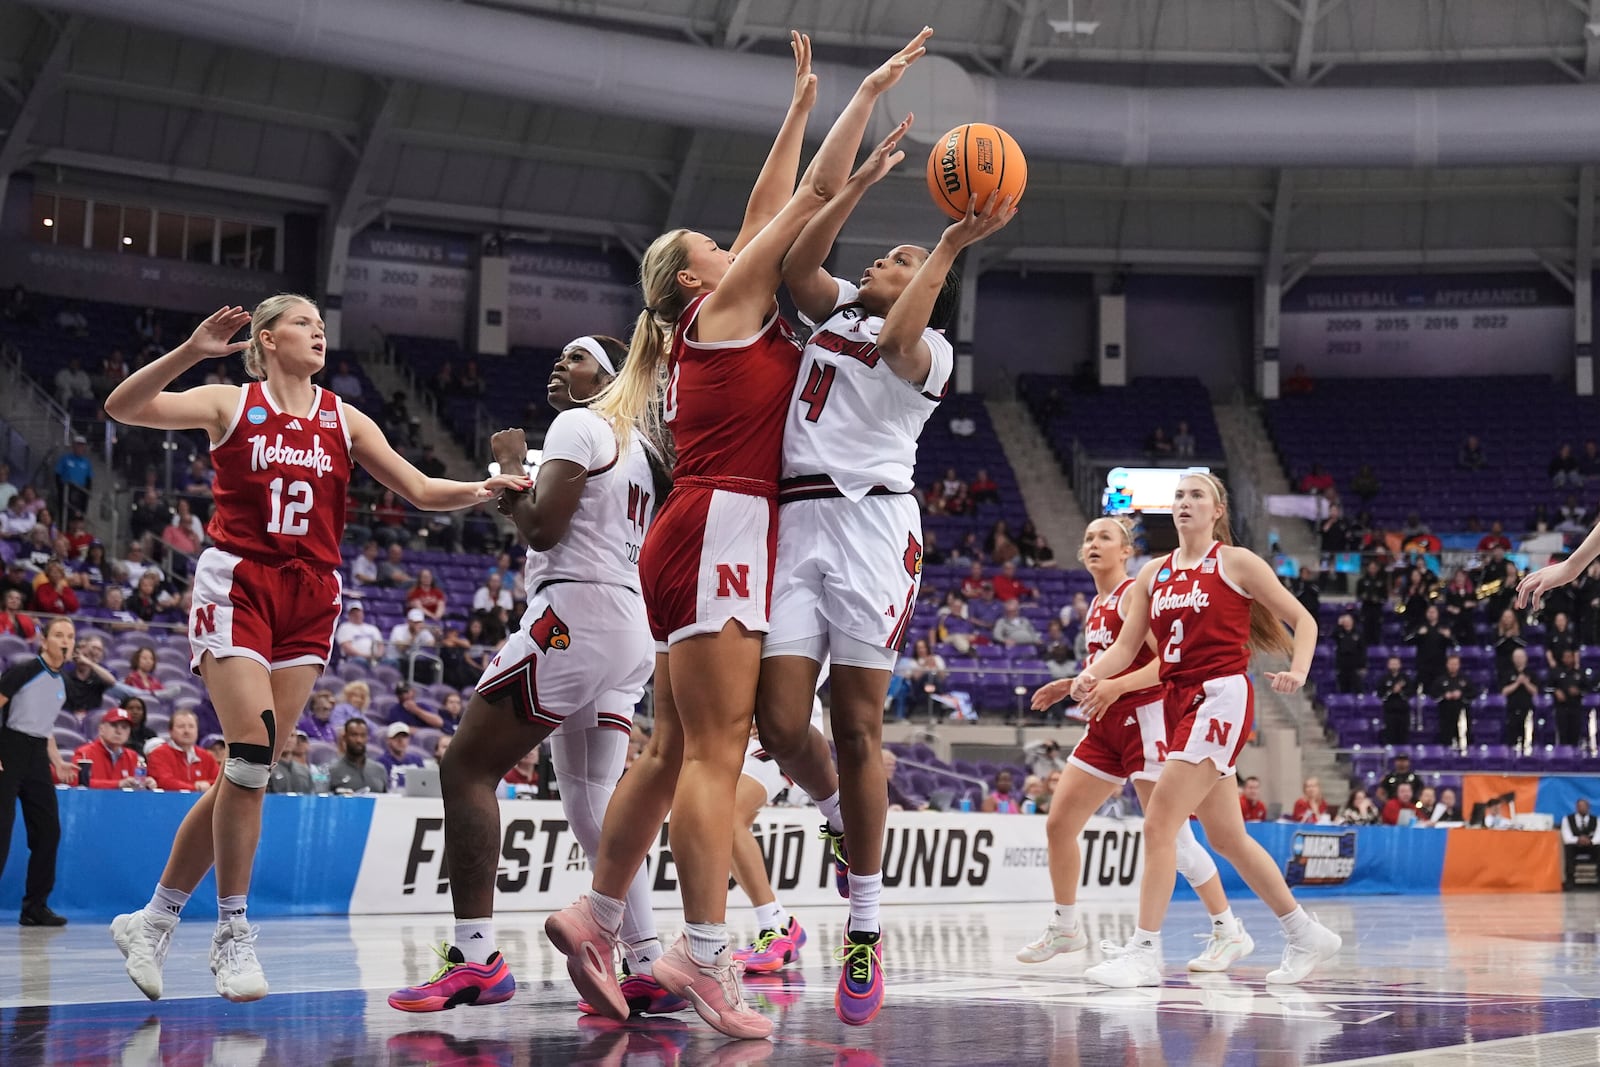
[[939, 129, 962, 194], [527, 606, 571, 652]]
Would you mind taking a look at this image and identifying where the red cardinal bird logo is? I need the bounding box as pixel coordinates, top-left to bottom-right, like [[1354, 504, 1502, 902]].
[[903, 532, 923, 579], [528, 606, 572, 652]]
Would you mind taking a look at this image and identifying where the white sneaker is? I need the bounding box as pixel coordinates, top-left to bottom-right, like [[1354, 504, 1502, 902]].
[[1084, 939, 1162, 988], [1266, 918, 1341, 985], [1187, 922, 1255, 972], [1016, 922, 1088, 963], [210, 916, 269, 1002], [111, 911, 176, 1001]]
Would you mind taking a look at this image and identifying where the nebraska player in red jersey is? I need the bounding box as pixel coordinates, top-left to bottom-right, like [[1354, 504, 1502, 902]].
[[546, 31, 930, 1040], [1021, 518, 1249, 973], [103, 296, 524, 1003], [1065, 474, 1341, 988]]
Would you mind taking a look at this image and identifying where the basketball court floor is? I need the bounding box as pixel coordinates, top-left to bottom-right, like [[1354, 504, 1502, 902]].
[[4, 894, 1599, 1066]]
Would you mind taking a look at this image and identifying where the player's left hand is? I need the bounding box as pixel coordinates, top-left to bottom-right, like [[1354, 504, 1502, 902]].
[[1265, 670, 1306, 693], [789, 31, 816, 111], [490, 428, 528, 469], [1030, 677, 1073, 711], [942, 191, 1018, 251], [1517, 557, 1580, 611], [863, 26, 931, 94], [851, 114, 913, 187], [478, 473, 533, 498], [1077, 677, 1126, 721]]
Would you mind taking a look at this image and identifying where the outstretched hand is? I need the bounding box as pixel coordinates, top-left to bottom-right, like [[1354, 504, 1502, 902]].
[[1265, 670, 1306, 694], [942, 191, 1018, 252], [1030, 677, 1074, 711], [1517, 558, 1579, 611], [851, 114, 914, 186], [864, 26, 932, 94], [790, 31, 816, 111], [185, 306, 252, 361], [478, 473, 533, 498]]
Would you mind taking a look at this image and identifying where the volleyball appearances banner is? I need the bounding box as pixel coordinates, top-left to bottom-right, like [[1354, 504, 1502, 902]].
[[344, 798, 1146, 915]]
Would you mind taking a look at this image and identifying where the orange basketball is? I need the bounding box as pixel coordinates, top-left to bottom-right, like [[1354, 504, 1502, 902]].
[[926, 123, 1027, 221]]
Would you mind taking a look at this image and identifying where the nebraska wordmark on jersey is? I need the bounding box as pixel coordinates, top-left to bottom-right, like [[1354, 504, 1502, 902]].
[[784, 279, 953, 498]]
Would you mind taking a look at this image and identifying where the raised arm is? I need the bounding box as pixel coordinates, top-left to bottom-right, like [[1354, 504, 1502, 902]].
[[729, 31, 816, 256], [103, 306, 249, 440], [781, 114, 914, 322], [347, 406, 528, 512], [1520, 522, 1600, 609]]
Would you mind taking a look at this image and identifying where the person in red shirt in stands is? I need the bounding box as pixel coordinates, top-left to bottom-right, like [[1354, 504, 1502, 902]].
[[1477, 521, 1512, 554], [0, 588, 39, 643], [146, 708, 219, 793], [1290, 777, 1330, 823], [502, 748, 539, 789], [1238, 776, 1268, 822], [960, 561, 991, 601], [405, 569, 448, 622], [991, 560, 1038, 603], [73, 707, 154, 789], [1381, 781, 1421, 825], [30, 559, 79, 615]]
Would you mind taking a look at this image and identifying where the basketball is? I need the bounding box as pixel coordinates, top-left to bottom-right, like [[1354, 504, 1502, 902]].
[[926, 123, 1028, 221]]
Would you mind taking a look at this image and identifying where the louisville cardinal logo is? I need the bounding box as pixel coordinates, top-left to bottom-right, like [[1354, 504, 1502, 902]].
[[903, 532, 923, 579], [528, 606, 572, 652]]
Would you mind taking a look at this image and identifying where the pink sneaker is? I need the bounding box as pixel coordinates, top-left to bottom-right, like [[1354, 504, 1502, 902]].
[[834, 931, 884, 1026], [578, 967, 689, 1016], [732, 917, 806, 974], [387, 944, 516, 1012], [652, 934, 773, 1040], [545, 898, 627, 1021]]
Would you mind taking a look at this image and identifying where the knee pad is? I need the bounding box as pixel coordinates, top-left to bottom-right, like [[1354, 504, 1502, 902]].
[[224, 711, 275, 790], [1175, 820, 1220, 889]]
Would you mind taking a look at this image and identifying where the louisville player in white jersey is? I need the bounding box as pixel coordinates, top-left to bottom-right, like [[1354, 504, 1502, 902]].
[[1067, 473, 1341, 988], [755, 125, 1016, 1024], [103, 297, 524, 1003], [386, 333, 670, 1014], [1022, 519, 1251, 973]]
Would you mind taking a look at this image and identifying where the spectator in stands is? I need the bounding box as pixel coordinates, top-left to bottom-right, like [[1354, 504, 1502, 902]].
[[952, 531, 985, 565], [431, 361, 457, 399], [1429, 787, 1461, 823], [1479, 557, 1519, 622], [1431, 654, 1476, 745], [1547, 610, 1579, 669], [504, 749, 540, 789], [1346, 463, 1379, 505], [0, 589, 39, 644], [993, 599, 1041, 649], [1171, 419, 1196, 459], [391, 682, 447, 732], [922, 530, 948, 568], [1333, 612, 1365, 694], [269, 731, 314, 794], [181, 457, 215, 506], [127, 490, 169, 547], [372, 489, 412, 546], [333, 603, 384, 668], [473, 572, 513, 615], [1292, 777, 1330, 823], [73, 707, 152, 789], [1238, 777, 1267, 821], [1581, 562, 1600, 645], [982, 769, 1022, 814], [164, 498, 205, 551], [1381, 782, 1420, 825], [52, 358, 92, 406], [299, 690, 338, 744], [62, 517, 91, 561], [425, 733, 453, 770], [3, 283, 35, 325], [1145, 425, 1174, 457], [204, 735, 227, 765], [1490, 610, 1524, 679], [959, 562, 991, 601], [1338, 788, 1380, 825], [127, 570, 169, 622], [1563, 801, 1599, 887], [132, 306, 157, 343], [1297, 463, 1334, 496], [1282, 362, 1313, 394], [935, 591, 989, 651], [1457, 434, 1487, 471], [54, 436, 92, 515], [992, 560, 1038, 603], [405, 568, 447, 622], [376, 721, 427, 784], [904, 638, 948, 701], [1440, 568, 1477, 644], [115, 539, 155, 585], [144, 708, 217, 793], [0, 494, 34, 541], [60, 636, 132, 728], [1042, 620, 1075, 680], [1284, 572, 1320, 621], [329, 359, 363, 399], [74, 542, 107, 587], [387, 607, 438, 667], [1406, 604, 1451, 690], [1501, 646, 1540, 749], [1400, 512, 1432, 542], [331, 680, 374, 733], [1552, 442, 1584, 488], [119, 695, 156, 754], [415, 444, 446, 480], [1559, 494, 1588, 534], [0, 464, 14, 513], [347, 541, 379, 587], [99, 347, 131, 390], [986, 520, 1020, 565], [932, 468, 970, 516], [93, 586, 144, 634], [438, 691, 464, 734], [324, 719, 387, 793], [457, 360, 487, 398], [1380, 754, 1421, 799], [1549, 646, 1589, 746], [1318, 502, 1355, 559], [378, 543, 412, 587], [969, 469, 999, 507], [29, 560, 78, 616], [122, 646, 165, 695]]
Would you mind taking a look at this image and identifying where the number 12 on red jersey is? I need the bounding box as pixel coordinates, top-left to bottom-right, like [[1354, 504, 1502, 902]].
[[267, 477, 313, 536]]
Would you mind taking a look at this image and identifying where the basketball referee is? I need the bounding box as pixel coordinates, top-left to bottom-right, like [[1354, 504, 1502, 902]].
[[0, 617, 77, 926]]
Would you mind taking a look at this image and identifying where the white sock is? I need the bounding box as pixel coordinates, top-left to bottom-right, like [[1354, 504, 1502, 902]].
[[455, 918, 495, 964], [217, 894, 247, 927], [753, 901, 785, 933], [628, 937, 663, 977], [1278, 906, 1312, 940], [1209, 907, 1240, 938], [684, 922, 729, 966], [1053, 903, 1078, 931], [145, 884, 189, 922], [816, 791, 845, 834], [1132, 927, 1162, 950], [587, 890, 625, 934], [847, 872, 882, 935]]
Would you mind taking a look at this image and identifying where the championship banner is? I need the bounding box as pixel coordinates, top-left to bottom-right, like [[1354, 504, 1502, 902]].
[[504, 241, 638, 348], [340, 228, 475, 342], [1279, 272, 1572, 377], [345, 798, 1147, 914]]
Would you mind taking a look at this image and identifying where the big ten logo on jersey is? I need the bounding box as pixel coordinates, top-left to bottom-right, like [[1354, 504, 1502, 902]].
[[401, 816, 578, 897], [625, 482, 650, 564], [715, 563, 750, 599]]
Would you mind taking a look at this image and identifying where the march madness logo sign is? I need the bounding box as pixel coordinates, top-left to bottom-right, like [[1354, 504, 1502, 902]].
[[1286, 831, 1356, 887]]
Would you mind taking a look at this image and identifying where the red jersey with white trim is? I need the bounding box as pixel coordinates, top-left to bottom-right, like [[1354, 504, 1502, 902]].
[[207, 381, 352, 569], [1146, 541, 1253, 685], [666, 295, 804, 488], [1083, 577, 1164, 710]]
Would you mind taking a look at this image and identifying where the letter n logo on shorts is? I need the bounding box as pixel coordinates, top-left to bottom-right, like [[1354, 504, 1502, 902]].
[[1155, 740, 1171, 762], [715, 563, 750, 599], [193, 603, 217, 637], [1204, 718, 1233, 747]]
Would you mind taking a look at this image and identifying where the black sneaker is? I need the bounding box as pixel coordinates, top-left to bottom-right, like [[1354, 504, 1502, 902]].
[[19, 904, 68, 927]]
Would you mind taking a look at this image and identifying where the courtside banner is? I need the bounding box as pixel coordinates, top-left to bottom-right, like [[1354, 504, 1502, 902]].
[[346, 798, 1147, 914]]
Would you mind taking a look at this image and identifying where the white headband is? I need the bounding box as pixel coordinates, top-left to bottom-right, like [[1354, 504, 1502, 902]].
[[568, 336, 615, 376]]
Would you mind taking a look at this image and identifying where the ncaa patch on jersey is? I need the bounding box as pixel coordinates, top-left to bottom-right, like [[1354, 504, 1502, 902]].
[[1157, 569, 1172, 582], [247, 406, 268, 425]]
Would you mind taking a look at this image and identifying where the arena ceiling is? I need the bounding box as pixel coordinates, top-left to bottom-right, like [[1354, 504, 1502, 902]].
[[4, 0, 1600, 279]]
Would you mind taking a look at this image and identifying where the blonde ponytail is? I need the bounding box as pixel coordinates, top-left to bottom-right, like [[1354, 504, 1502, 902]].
[[591, 229, 694, 452], [243, 293, 317, 381], [1188, 471, 1296, 659]]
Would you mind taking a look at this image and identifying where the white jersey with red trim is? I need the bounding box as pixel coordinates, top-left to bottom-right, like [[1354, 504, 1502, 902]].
[[521, 407, 655, 593], [782, 279, 953, 499]]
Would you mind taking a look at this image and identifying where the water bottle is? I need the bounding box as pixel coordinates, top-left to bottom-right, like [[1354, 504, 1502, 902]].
[[1023, 798, 1038, 815], [958, 795, 974, 813], [312, 763, 330, 792]]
